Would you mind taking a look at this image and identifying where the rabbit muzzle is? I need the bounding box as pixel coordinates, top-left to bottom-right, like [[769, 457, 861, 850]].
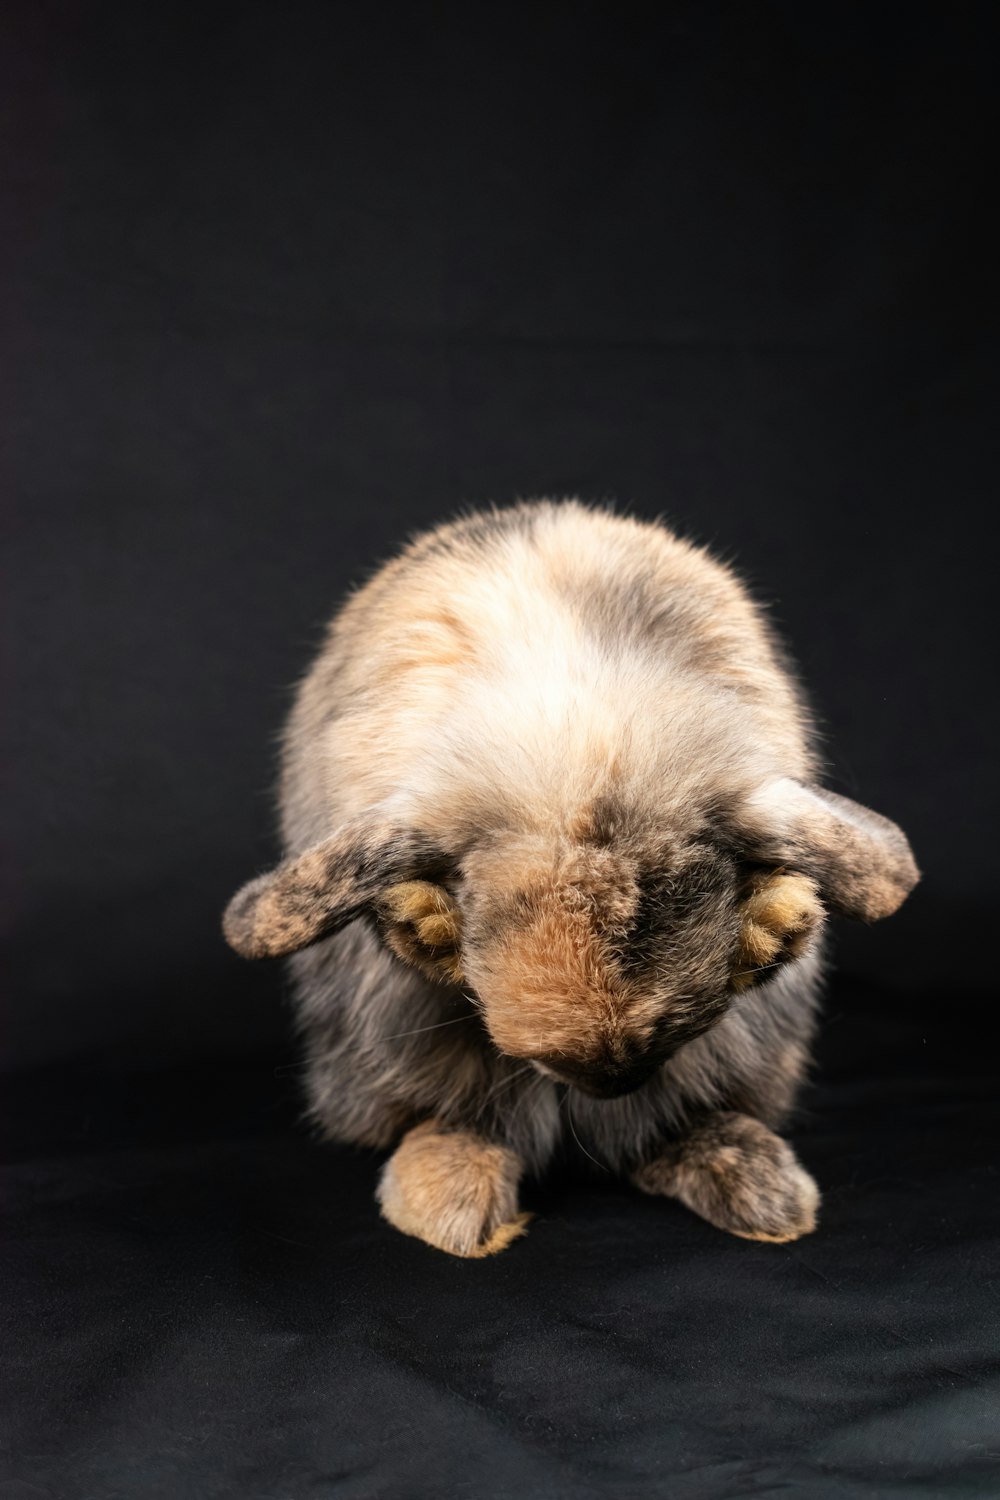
[[534, 1050, 662, 1099]]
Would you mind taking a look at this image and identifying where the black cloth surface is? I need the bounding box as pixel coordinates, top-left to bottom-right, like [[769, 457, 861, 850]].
[[5, 986, 999, 1498], [3, 4, 998, 1496]]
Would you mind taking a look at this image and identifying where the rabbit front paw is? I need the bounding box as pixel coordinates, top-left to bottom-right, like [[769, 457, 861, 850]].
[[732, 872, 823, 990], [376, 882, 465, 984], [632, 1112, 819, 1242], [376, 1122, 530, 1256]]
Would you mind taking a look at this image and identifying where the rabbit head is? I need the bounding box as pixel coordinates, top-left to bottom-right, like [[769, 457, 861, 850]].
[[223, 776, 916, 1099]]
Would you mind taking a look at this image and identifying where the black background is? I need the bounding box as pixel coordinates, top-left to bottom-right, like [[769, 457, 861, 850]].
[[4, 5, 998, 1496]]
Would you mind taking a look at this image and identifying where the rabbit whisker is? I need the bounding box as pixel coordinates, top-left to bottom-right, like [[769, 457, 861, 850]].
[[563, 1090, 611, 1173], [380, 1014, 477, 1042]]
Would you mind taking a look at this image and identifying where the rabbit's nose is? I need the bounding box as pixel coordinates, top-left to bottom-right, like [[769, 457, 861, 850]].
[[578, 1058, 659, 1099], [537, 1051, 659, 1099]]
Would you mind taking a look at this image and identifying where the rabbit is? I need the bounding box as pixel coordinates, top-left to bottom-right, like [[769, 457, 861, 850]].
[[223, 501, 918, 1257]]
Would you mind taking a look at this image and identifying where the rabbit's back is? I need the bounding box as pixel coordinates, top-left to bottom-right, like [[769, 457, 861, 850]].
[[280, 502, 814, 855]]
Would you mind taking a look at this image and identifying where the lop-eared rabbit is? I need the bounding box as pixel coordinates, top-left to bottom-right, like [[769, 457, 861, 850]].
[[224, 502, 918, 1257]]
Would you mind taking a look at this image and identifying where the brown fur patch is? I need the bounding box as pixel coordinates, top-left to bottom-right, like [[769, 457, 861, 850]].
[[469, 893, 638, 1071], [376, 1121, 529, 1257], [460, 841, 649, 1072], [632, 1112, 819, 1242], [372, 604, 479, 688], [462, 838, 746, 1091]]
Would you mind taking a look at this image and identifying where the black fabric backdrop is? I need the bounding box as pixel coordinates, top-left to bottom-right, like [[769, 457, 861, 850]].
[[3, 4, 998, 1496]]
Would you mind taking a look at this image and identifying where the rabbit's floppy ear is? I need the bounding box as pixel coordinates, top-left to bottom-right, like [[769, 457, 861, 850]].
[[223, 816, 441, 959], [736, 779, 919, 922]]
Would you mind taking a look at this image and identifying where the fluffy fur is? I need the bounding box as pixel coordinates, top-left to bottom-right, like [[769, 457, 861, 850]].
[[223, 502, 919, 1255]]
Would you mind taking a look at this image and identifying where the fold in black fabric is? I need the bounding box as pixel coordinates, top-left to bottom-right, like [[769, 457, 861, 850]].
[[4, 986, 998, 1497]]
